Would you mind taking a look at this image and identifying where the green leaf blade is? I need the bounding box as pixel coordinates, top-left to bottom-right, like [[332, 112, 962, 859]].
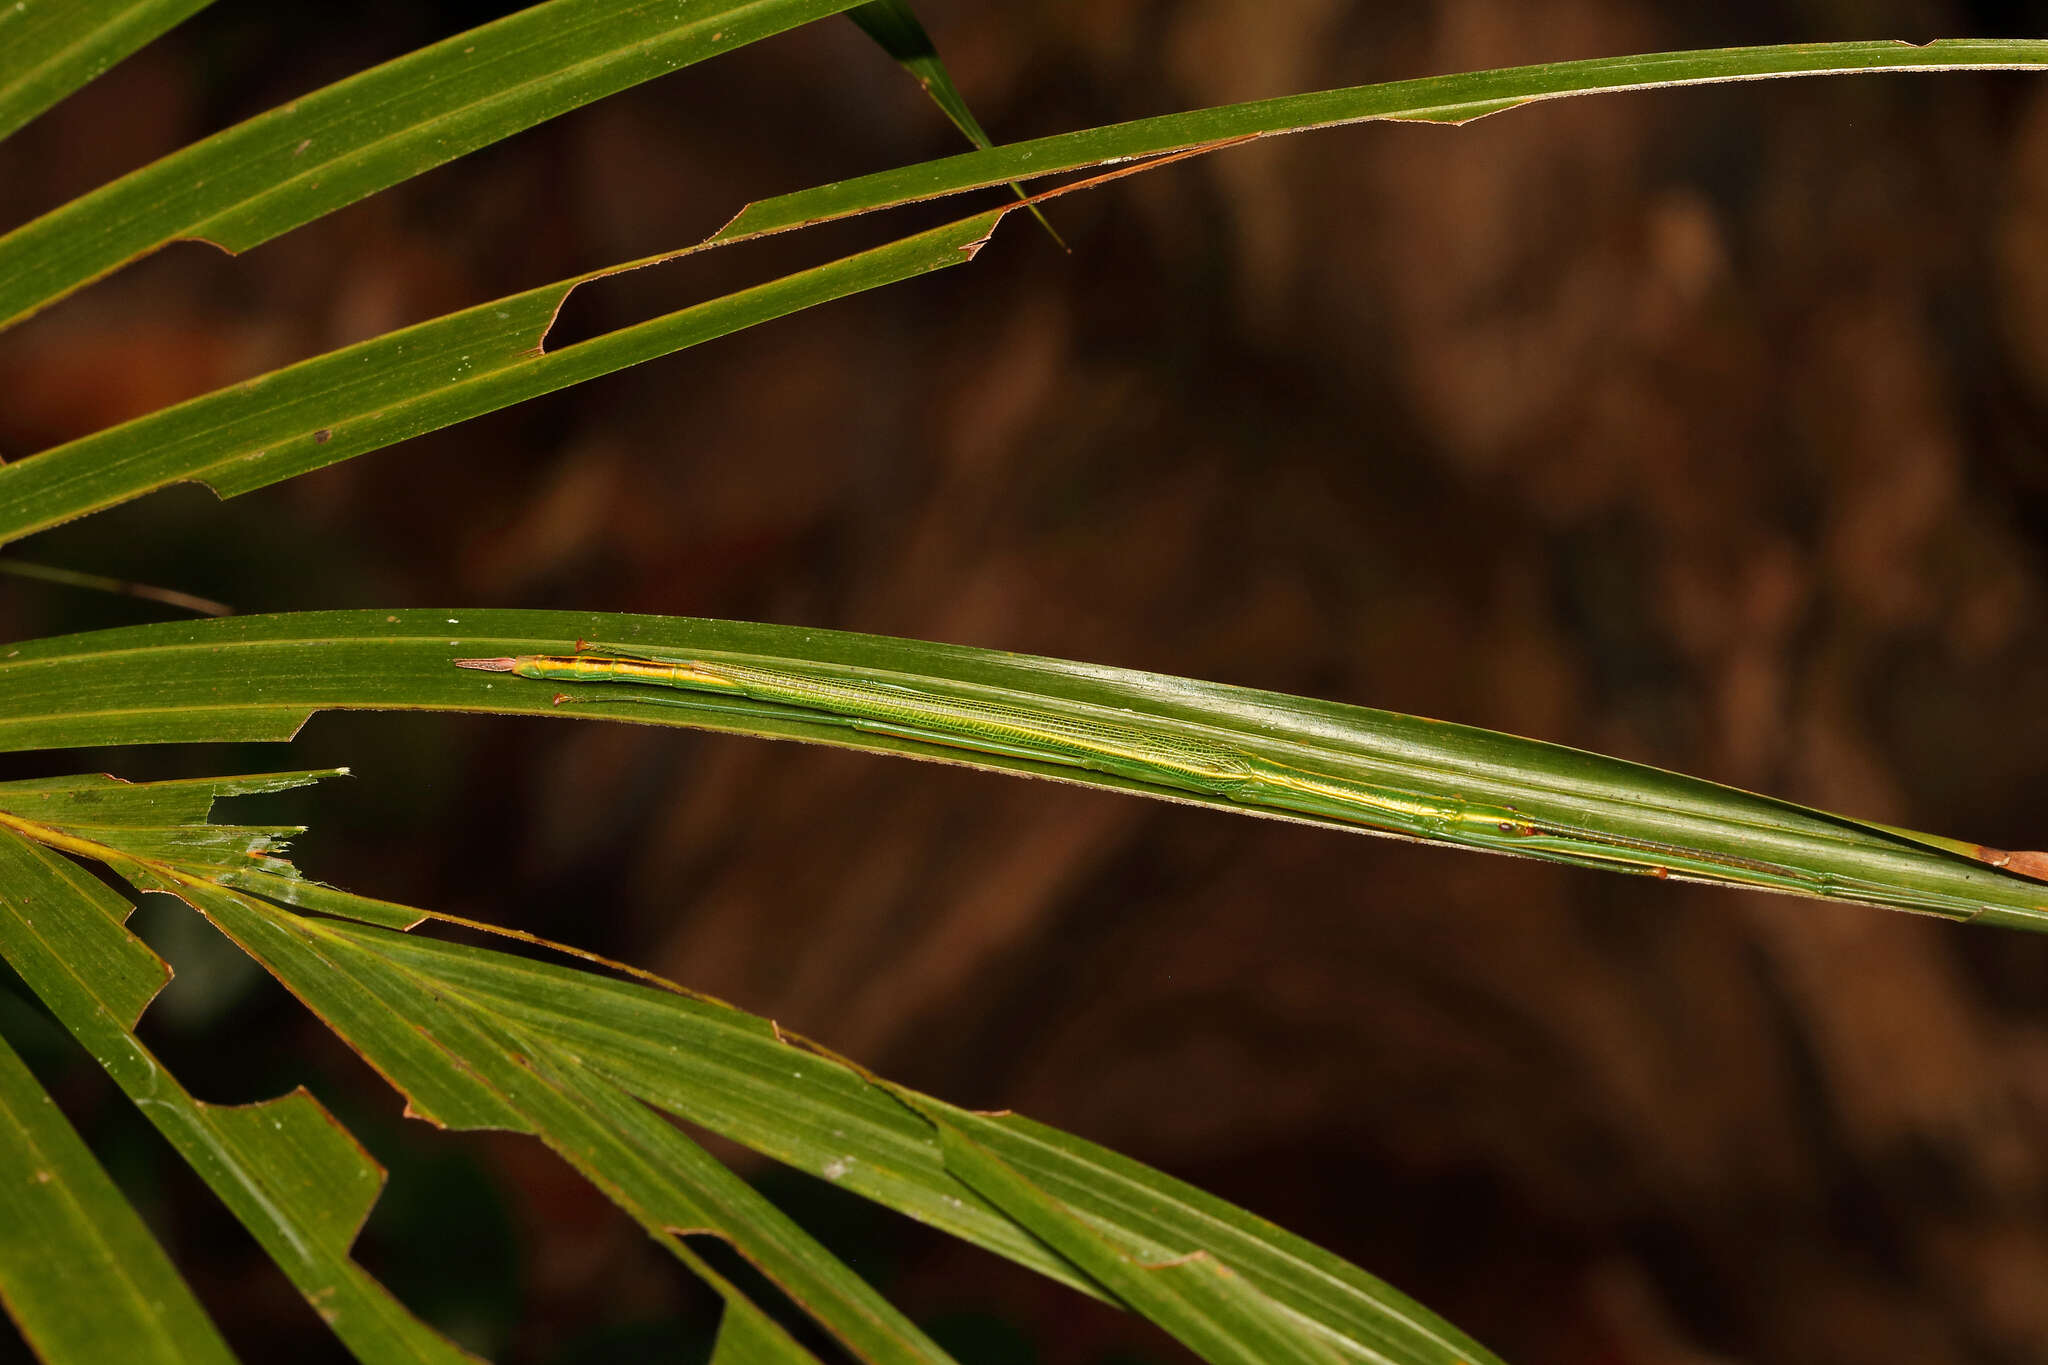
[[716, 39, 2048, 242], [0, 0, 213, 144], [848, 2, 995, 148], [0, 211, 998, 544], [0, 818, 170, 1029], [0, 827, 481, 1365], [0, 0, 876, 329], [904, 1106, 1356, 1365], [309, 914, 1495, 1364], [1, 773, 943, 1365], [845, 0, 1064, 246], [0, 1027, 238, 1365], [921, 1104, 1498, 1365], [49, 761, 1482, 1365], [3, 609, 2043, 929], [178, 884, 953, 1364], [322, 919, 1072, 1284]]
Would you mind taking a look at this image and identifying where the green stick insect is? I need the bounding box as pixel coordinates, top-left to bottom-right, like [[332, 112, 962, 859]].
[[456, 644, 2048, 925]]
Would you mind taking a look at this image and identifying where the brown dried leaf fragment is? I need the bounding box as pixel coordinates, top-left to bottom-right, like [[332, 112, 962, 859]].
[[1976, 847, 2048, 882]]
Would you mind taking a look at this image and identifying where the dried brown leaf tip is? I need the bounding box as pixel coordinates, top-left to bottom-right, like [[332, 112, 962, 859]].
[[1975, 846, 2048, 882], [2006, 850, 2048, 882]]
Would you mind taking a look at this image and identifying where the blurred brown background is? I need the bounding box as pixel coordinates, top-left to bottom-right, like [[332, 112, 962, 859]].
[[5, 1, 2048, 1362]]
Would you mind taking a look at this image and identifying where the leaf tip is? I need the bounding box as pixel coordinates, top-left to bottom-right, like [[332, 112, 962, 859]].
[[1981, 847, 2048, 883]]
